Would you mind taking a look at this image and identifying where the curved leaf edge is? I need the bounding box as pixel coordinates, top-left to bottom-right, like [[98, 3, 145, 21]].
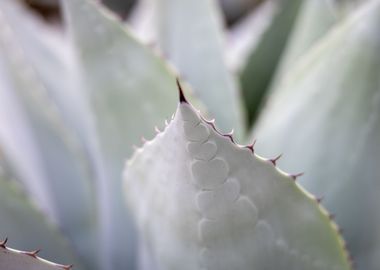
[[63, 0, 207, 115], [126, 82, 354, 269], [0, 238, 73, 270]]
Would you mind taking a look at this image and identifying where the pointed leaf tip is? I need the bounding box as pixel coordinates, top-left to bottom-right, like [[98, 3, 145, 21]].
[[176, 79, 188, 103], [124, 100, 352, 270]]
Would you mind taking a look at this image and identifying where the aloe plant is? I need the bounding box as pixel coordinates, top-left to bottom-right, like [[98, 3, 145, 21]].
[[0, 0, 378, 269]]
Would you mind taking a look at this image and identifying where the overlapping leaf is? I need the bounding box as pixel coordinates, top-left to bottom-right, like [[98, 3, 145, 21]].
[[252, 1, 380, 269], [0, 170, 80, 269], [0, 1, 98, 269], [239, 0, 303, 126], [272, 0, 364, 87], [129, 0, 245, 138], [124, 96, 351, 270], [0, 242, 72, 270], [62, 0, 201, 268]]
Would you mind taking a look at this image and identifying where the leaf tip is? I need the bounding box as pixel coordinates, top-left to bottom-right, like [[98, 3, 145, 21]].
[[176, 78, 188, 104]]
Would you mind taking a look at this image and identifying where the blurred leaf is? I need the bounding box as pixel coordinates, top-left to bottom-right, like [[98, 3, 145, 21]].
[[101, 0, 136, 19], [62, 0, 203, 269], [272, 0, 364, 88], [0, 170, 82, 269], [252, 1, 380, 269], [219, 0, 261, 25], [124, 100, 351, 270], [25, 0, 58, 7], [226, 0, 278, 73], [0, 1, 98, 269], [129, 0, 245, 139], [0, 245, 71, 270], [240, 0, 303, 126]]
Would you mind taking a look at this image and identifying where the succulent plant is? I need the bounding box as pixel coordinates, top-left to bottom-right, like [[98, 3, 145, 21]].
[[0, 0, 378, 269]]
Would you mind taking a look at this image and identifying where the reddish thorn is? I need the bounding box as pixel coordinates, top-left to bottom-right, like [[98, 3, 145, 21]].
[[176, 78, 188, 103], [223, 134, 234, 143], [290, 172, 304, 181], [223, 130, 235, 143], [329, 213, 336, 220], [338, 227, 344, 234], [204, 118, 217, 131], [0, 237, 7, 247], [316, 196, 324, 203], [25, 249, 41, 258], [270, 154, 282, 166], [63, 264, 73, 270], [245, 139, 257, 153], [245, 145, 254, 152]]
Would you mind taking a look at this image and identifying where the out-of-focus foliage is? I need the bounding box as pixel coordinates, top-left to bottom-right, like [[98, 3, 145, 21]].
[[239, 0, 303, 126], [0, 0, 378, 269], [129, 0, 246, 139], [253, 1, 380, 269]]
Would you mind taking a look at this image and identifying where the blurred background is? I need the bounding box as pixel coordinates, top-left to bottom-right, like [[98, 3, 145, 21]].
[[0, 0, 378, 270], [24, 0, 263, 25]]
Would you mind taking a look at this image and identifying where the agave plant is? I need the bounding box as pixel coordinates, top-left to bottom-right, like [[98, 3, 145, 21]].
[[0, 0, 378, 269]]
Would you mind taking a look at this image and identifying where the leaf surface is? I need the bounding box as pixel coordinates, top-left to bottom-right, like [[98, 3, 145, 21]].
[[239, 0, 303, 126], [124, 96, 351, 270], [0, 171, 81, 269], [0, 1, 98, 268], [272, 0, 364, 87], [252, 1, 380, 269], [62, 0, 196, 268], [0, 244, 72, 270], [129, 0, 245, 137]]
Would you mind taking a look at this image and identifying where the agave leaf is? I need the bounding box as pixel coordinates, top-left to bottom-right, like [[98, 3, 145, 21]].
[[226, 0, 278, 73], [272, 0, 364, 86], [252, 1, 380, 269], [0, 58, 55, 217], [0, 242, 72, 270], [62, 0, 201, 268], [123, 92, 351, 270], [0, 170, 81, 269], [129, 0, 245, 138], [239, 0, 303, 126], [0, 1, 98, 269]]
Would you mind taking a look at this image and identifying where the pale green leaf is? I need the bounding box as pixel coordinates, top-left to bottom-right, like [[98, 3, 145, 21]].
[[0, 243, 72, 270], [62, 0, 194, 268], [226, 0, 278, 73], [0, 1, 98, 268], [252, 1, 380, 269], [239, 0, 303, 126], [130, 0, 245, 138], [0, 170, 81, 269], [124, 99, 351, 270], [272, 0, 364, 86]]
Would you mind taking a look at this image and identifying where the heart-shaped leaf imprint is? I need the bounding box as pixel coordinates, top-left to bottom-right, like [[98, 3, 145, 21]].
[[187, 141, 217, 161], [191, 158, 229, 189], [184, 122, 210, 142], [196, 178, 241, 219]]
